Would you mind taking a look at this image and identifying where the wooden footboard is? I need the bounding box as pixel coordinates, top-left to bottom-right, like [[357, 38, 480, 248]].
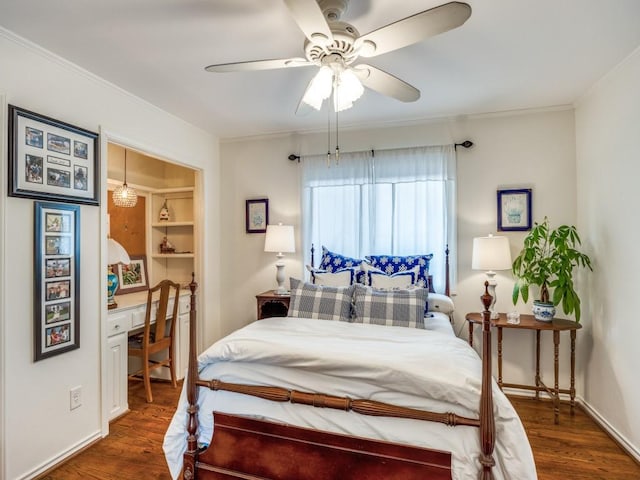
[[183, 276, 495, 480], [194, 412, 452, 479]]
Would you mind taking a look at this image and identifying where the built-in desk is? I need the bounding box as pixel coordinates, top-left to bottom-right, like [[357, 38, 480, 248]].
[[106, 290, 191, 420]]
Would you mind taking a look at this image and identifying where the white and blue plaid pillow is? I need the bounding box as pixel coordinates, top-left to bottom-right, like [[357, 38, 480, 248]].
[[288, 278, 355, 321], [352, 284, 429, 329], [365, 254, 434, 289]]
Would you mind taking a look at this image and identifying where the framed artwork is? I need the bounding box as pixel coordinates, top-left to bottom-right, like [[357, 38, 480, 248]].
[[115, 255, 149, 294], [34, 202, 80, 361], [246, 198, 269, 233], [497, 188, 532, 231], [8, 105, 99, 205]]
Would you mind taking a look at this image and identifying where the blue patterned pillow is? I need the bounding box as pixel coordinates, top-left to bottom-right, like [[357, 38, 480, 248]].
[[319, 246, 365, 283], [365, 254, 434, 288]]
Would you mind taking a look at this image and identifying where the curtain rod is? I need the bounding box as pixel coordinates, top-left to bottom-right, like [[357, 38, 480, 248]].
[[288, 140, 473, 162]]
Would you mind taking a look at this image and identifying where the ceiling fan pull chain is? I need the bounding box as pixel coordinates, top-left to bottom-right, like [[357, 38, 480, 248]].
[[327, 100, 331, 167], [335, 106, 340, 165]]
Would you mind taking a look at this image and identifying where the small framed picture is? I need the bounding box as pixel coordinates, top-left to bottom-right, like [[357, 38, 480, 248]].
[[116, 255, 149, 294], [9, 105, 99, 205], [497, 188, 532, 231], [246, 198, 269, 233], [34, 202, 80, 361]]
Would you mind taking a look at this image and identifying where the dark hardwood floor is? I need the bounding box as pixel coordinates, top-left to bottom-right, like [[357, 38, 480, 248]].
[[39, 381, 640, 480]]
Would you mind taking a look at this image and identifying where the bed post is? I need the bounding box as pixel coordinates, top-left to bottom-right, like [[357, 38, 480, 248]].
[[479, 281, 495, 480], [183, 273, 199, 480], [444, 244, 450, 297], [310, 243, 315, 268]]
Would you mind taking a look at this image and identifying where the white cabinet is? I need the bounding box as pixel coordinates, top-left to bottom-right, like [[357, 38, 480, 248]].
[[148, 187, 195, 287], [106, 311, 130, 421]]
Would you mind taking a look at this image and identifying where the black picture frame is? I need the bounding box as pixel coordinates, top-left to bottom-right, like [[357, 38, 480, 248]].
[[8, 105, 99, 205], [34, 202, 81, 361], [497, 188, 532, 231], [246, 198, 269, 233]]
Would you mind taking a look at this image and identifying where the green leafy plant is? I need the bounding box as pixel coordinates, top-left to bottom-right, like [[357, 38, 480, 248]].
[[512, 217, 593, 322]]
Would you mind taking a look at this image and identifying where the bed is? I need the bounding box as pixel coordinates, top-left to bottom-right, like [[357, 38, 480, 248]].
[[163, 250, 537, 480]]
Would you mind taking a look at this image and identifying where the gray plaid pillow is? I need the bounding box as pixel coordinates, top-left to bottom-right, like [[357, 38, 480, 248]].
[[288, 278, 355, 321], [352, 284, 428, 329]]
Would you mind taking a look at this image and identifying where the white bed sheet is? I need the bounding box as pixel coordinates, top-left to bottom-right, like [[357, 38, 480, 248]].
[[164, 317, 536, 480]]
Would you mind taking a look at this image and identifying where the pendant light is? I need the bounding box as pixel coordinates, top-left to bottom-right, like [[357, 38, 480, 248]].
[[112, 148, 138, 207]]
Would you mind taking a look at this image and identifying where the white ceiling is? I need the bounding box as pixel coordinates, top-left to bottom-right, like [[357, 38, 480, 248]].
[[1, 0, 639, 139]]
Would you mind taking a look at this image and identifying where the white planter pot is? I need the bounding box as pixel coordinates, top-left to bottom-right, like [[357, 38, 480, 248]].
[[532, 301, 555, 322]]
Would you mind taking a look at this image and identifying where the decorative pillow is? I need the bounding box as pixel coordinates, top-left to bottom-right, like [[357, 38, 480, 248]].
[[319, 246, 365, 283], [288, 278, 355, 321], [367, 270, 416, 290], [311, 268, 355, 287], [365, 254, 434, 288], [352, 284, 429, 329], [428, 293, 455, 314]]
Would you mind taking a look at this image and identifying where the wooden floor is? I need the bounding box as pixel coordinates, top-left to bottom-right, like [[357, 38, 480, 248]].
[[39, 381, 640, 480]]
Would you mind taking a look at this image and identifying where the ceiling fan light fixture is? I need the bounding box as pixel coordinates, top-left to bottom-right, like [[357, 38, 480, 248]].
[[302, 65, 333, 110], [333, 68, 363, 112]]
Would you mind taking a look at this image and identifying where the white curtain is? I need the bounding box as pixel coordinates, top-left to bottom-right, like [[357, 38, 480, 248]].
[[301, 145, 457, 293]]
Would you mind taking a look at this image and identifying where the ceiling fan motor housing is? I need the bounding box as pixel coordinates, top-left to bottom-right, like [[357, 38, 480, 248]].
[[304, 20, 360, 66]]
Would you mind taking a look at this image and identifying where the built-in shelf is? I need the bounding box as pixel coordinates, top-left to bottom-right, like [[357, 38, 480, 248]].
[[151, 253, 195, 259], [151, 221, 195, 228]]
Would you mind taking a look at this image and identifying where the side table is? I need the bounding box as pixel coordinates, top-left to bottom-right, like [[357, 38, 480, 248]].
[[256, 290, 290, 320], [465, 312, 582, 424]]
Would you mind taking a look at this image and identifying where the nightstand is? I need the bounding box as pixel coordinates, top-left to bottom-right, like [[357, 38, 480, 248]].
[[256, 290, 290, 320], [465, 312, 582, 424]]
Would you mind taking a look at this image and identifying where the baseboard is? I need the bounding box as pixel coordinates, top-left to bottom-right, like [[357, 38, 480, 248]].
[[505, 387, 640, 465], [24, 430, 102, 480], [577, 396, 640, 465], [502, 386, 572, 401]]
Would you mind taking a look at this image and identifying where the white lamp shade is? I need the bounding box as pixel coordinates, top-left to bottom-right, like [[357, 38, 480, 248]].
[[472, 235, 512, 271], [107, 238, 131, 265], [264, 224, 295, 254]]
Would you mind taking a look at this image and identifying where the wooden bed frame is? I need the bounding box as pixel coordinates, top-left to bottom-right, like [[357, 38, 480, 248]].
[[182, 254, 495, 479]]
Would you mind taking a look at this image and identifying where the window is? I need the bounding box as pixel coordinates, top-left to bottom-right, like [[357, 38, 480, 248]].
[[301, 145, 457, 293]]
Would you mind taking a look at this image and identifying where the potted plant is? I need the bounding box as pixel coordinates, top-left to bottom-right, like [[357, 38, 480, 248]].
[[512, 217, 593, 322]]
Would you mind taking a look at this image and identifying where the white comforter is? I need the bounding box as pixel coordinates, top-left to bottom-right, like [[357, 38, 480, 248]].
[[163, 317, 537, 480]]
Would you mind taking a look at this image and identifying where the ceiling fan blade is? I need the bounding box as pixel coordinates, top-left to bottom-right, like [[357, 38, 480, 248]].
[[283, 0, 333, 45], [355, 2, 471, 58], [353, 64, 420, 102], [205, 58, 311, 73]]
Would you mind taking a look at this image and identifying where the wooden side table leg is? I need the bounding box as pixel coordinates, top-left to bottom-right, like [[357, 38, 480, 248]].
[[468, 321, 474, 347], [570, 329, 577, 416], [497, 327, 503, 390], [553, 330, 560, 425], [535, 330, 541, 400]]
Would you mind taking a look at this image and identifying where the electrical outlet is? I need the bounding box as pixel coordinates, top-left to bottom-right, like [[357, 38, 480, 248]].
[[70, 386, 82, 410]]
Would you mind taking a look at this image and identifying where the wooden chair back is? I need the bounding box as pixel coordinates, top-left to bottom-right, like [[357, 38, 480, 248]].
[[145, 279, 180, 346]]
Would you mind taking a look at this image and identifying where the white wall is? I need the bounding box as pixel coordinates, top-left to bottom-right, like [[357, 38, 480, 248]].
[[0, 29, 220, 480], [575, 46, 640, 459], [220, 108, 580, 394]]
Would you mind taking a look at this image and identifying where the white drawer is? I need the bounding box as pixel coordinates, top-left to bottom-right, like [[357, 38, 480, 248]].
[[131, 309, 147, 328], [179, 297, 190, 315], [107, 313, 130, 337]]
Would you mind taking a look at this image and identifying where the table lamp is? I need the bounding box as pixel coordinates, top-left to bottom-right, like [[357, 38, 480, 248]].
[[472, 234, 512, 319], [264, 223, 295, 295], [107, 237, 131, 309]]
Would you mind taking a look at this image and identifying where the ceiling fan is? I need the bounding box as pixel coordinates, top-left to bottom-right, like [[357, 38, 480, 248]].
[[205, 0, 471, 113]]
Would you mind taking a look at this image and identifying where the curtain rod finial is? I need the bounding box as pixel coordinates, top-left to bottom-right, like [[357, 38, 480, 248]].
[[455, 140, 474, 149], [288, 154, 300, 163]]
